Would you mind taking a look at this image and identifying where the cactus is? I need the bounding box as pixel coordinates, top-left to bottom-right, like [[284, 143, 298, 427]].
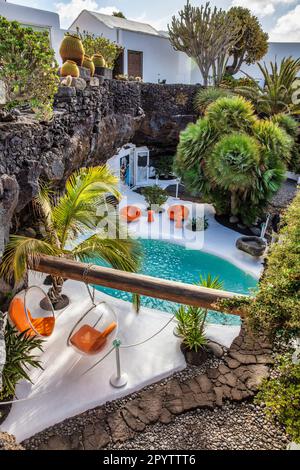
[[82, 55, 95, 77], [59, 33, 85, 66], [92, 54, 106, 68], [60, 60, 79, 78]]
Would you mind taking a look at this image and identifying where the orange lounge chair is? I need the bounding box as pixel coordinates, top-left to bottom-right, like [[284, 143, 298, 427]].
[[9, 297, 55, 338], [168, 205, 190, 221], [120, 206, 141, 223], [70, 322, 117, 355], [147, 210, 155, 223]]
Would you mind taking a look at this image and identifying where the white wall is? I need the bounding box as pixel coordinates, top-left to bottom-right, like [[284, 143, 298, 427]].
[[236, 42, 300, 81], [0, 1, 64, 63], [122, 30, 191, 84], [71, 10, 117, 43]]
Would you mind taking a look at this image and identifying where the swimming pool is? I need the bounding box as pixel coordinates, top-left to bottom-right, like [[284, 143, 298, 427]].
[[94, 238, 258, 325]]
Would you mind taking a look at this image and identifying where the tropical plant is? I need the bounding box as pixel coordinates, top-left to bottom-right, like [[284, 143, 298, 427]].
[[235, 57, 300, 116], [142, 185, 168, 211], [77, 29, 122, 69], [1, 321, 43, 400], [154, 156, 174, 179], [168, 2, 241, 86], [256, 354, 300, 443], [0, 166, 142, 310], [175, 96, 292, 224], [0, 16, 59, 120], [226, 7, 269, 76], [247, 191, 300, 336], [186, 216, 209, 232], [175, 274, 223, 351], [271, 114, 300, 173], [194, 87, 232, 114]]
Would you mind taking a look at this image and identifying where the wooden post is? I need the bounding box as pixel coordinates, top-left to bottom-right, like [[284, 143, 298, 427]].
[[33, 255, 246, 316]]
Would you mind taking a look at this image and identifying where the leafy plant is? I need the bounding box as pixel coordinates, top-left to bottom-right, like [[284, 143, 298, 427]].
[[194, 87, 232, 114], [236, 57, 300, 116], [142, 185, 168, 211], [247, 191, 300, 336], [175, 96, 292, 224], [154, 156, 174, 179], [77, 29, 122, 69], [256, 355, 300, 443], [0, 16, 59, 120], [226, 6, 269, 76], [175, 274, 223, 352], [1, 321, 43, 400], [186, 216, 209, 232], [271, 114, 300, 173], [0, 166, 142, 310]]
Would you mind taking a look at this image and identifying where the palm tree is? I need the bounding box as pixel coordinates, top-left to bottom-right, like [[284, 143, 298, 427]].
[[0, 166, 142, 310], [235, 57, 300, 116]]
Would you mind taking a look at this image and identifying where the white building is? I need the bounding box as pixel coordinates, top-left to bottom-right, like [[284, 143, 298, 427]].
[[69, 10, 193, 84], [0, 0, 66, 62]]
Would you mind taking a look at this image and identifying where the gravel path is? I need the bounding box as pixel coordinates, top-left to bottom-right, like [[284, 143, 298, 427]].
[[105, 402, 288, 451]]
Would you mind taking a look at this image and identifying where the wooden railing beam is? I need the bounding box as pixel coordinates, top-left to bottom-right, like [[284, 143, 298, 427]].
[[33, 255, 246, 316]]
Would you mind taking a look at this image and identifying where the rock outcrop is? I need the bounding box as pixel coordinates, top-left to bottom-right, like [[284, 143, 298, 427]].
[[0, 80, 198, 263], [0, 432, 24, 451]]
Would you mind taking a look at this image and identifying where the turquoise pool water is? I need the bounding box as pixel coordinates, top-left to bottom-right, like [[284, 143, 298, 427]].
[[94, 239, 258, 325]]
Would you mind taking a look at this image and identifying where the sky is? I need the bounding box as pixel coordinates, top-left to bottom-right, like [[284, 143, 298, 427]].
[[7, 0, 300, 41]]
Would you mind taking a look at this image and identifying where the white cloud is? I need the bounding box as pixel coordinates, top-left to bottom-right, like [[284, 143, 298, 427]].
[[270, 5, 300, 41], [231, 0, 297, 17], [55, 0, 120, 28]]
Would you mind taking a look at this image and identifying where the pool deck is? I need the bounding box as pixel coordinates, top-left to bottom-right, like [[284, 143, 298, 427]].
[[0, 181, 263, 442], [0, 275, 240, 442], [119, 183, 264, 279]]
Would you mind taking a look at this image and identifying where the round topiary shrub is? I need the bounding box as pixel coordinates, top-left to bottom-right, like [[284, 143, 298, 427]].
[[194, 87, 232, 114], [206, 95, 257, 133], [253, 120, 293, 167]]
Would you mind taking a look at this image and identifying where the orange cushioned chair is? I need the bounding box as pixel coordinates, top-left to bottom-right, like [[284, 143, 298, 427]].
[[168, 205, 190, 221], [70, 322, 117, 355], [9, 297, 55, 338], [120, 206, 141, 223]]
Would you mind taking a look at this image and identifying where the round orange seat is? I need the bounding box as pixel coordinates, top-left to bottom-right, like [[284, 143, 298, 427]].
[[9, 297, 55, 338], [168, 205, 190, 221], [120, 206, 141, 223]]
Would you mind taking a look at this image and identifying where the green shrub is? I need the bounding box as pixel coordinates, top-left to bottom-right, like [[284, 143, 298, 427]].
[[77, 29, 122, 68], [175, 96, 293, 224], [256, 355, 300, 443], [154, 156, 174, 179], [1, 321, 43, 400], [0, 16, 59, 119], [206, 95, 257, 133], [271, 114, 300, 173], [194, 87, 232, 114], [248, 191, 300, 335], [142, 185, 168, 211], [175, 305, 207, 352]]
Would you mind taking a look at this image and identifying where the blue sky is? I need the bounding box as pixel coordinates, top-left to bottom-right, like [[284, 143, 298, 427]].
[[8, 0, 300, 41]]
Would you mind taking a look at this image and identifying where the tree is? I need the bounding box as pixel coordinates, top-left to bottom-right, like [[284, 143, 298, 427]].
[[0, 166, 141, 310], [0, 16, 59, 119], [113, 11, 126, 19], [226, 7, 269, 76], [168, 1, 241, 86], [175, 96, 292, 224], [236, 57, 300, 116], [77, 29, 122, 68]]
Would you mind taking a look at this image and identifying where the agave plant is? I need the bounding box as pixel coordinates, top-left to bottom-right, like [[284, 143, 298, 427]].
[[0, 166, 142, 310], [235, 57, 300, 116]]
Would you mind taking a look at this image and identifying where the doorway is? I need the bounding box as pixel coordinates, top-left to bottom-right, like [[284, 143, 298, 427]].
[[128, 50, 143, 78]]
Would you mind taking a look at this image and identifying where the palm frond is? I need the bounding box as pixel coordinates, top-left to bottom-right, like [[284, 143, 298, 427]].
[[0, 236, 58, 282], [52, 166, 121, 247], [73, 233, 142, 273]]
